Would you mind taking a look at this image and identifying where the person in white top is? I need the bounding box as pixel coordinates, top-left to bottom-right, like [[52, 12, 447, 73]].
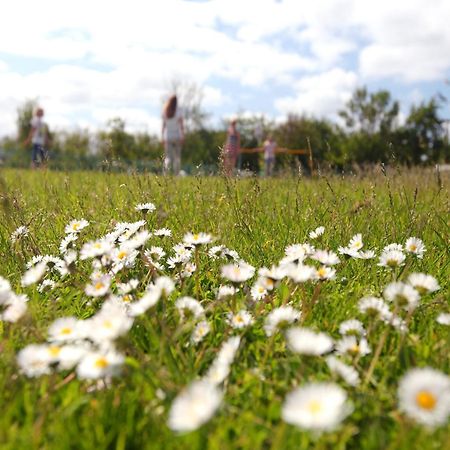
[[263, 135, 277, 176], [25, 107, 50, 168], [161, 95, 184, 175]]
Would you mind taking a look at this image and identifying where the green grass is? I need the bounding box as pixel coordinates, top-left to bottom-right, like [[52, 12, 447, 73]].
[[0, 168, 448, 450]]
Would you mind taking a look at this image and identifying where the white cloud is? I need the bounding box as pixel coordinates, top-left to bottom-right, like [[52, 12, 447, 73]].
[[275, 69, 358, 120]]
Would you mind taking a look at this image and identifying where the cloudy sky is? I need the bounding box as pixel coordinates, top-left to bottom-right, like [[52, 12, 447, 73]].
[[1, 0, 449, 137]]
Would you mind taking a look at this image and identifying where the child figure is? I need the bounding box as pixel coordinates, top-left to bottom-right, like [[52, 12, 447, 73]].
[[263, 135, 276, 176], [222, 119, 240, 176], [25, 107, 49, 168]]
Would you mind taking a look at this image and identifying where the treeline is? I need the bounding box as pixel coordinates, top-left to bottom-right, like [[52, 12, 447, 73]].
[[1, 87, 449, 173]]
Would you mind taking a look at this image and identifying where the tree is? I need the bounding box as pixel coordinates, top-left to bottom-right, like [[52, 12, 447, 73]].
[[404, 97, 449, 163], [339, 87, 399, 135], [16, 99, 38, 146], [97, 118, 136, 160]]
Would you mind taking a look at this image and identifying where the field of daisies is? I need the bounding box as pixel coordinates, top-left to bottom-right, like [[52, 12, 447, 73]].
[[0, 168, 448, 449]]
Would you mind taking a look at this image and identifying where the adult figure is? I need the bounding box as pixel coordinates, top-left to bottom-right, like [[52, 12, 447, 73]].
[[263, 134, 277, 176], [24, 107, 49, 169], [222, 118, 240, 176], [161, 95, 184, 175]]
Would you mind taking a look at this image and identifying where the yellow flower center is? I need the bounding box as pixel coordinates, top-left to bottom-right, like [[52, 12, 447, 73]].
[[193, 234, 199, 240], [60, 327, 72, 335], [48, 346, 61, 357], [102, 319, 113, 328], [123, 294, 131, 303], [409, 244, 417, 252], [72, 223, 80, 230], [416, 391, 436, 410], [95, 282, 105, 290], [94, 243, 102, 249], [118, 251, 127, 260], [95, 357, 109, 369], [387, 258, 399, 267], [350, 344, 360, 354], [317, 268, 327, 277], [308, 400, 322, 414], [235, 315, 244, 323]]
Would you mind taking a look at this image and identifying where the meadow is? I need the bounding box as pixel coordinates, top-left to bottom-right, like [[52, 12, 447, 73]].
[[0, 167, 448, 450]]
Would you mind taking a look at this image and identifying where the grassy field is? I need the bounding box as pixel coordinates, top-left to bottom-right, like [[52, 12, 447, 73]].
[[0, 167, 448, 450]]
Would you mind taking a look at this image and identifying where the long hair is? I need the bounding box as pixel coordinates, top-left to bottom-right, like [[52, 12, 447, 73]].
[[164, 95, 177, 119]]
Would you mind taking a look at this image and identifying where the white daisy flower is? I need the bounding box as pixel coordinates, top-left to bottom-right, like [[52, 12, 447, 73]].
[[282, 382, 352, 432], [335, 336, 371, 358], [26, 255, 44, 269], [173, 244, 193, 261], [17, 344, 53, 377], [175, 297, 205, 321], [56, 344, 90, 370], [87, 302, 133, 344], [287, 264, 316, 283], [127, 286, 162, 317], [76, 349, 125, 380], [191, 320, 211, 344], [326, 356, 360, 386], [217, 285, 238, 300], [153, 228, 172, 237], [436, 313, 450, 326], [0, 293, 28, 322], [382, 243, 403, 253], [407, 273, 440, 295], [308, 226, 325, 239], [178, 262, 196, 279], [398, 367, 450, 427], [208, 245, 226, 259], [85, 273, 111, 298], [250, 281, 268, 301], [383, 282, 420, 311], [183, 232, 213, 246], [221, 262, 255, 283], [405, 237, 426, 258], [378, 250, 406, 268], [358, 296, 390, 319], [339, 319, 366, 337], [154, 276, 175, 297], [168, 380, 222, 432], [205, 336, 241, 385], [286, 327, 334, 356], [59, 233, 78, 254], [348, 234, 364, 251], [135, 202, 156, 213], [11, 225, 29, 243], [65, 219, 89, 234], [311, 250, 340, 266], [144, 246, 166, 260], [80, 239, 113, 260], [227, 310, 254, 329], [116, 279, 139, 295], [122, 230, 151, 250], [264, 306, 301, 337], [314, 266, 336, 281], [21, 261, 47, 287], [258, 266, 287, 282], [37, 279, 57, 293], [48, 317, 86, 343], [355, 250, 376, 259], [285, 243, 315, 259]]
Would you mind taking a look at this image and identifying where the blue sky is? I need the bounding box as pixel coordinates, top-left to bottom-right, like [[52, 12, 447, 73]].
[[0, 0, 449, 137]]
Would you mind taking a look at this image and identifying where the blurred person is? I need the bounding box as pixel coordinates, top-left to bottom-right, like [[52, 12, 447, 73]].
[[24, 107, 50, 169], [222, 118, 240, 176], [263, 134, 277, 176], [161, 95, 184, 175]]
